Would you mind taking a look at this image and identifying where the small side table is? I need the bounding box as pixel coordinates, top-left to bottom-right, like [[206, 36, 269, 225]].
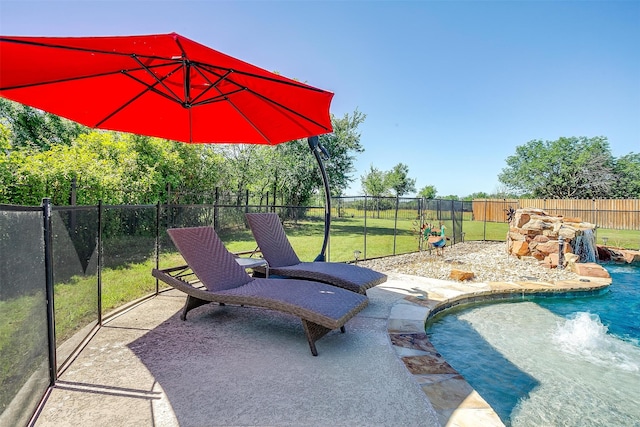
[[235, 257, 269, 278]]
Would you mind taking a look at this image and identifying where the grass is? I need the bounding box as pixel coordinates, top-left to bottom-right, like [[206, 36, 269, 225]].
[[463, 220, 509, 241], [220, 216, 422, 261], [54, 252, 182, 346], [594, 228, 640, 250], [0, 292, 49, 412]]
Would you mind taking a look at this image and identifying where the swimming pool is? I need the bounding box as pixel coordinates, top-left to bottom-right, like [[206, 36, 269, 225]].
[[426, 263, 640, 426]]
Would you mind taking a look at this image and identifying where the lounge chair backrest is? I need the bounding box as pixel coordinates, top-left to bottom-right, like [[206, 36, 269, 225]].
[[246, 213, 300, 267], [167, 227, 252, 291]]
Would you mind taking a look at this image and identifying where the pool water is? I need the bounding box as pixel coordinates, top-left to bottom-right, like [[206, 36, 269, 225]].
[[426, 263, 640, 427]]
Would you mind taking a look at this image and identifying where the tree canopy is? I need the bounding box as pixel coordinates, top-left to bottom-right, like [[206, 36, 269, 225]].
[[498, 136, 639, 199], [0, 98, 86, 150], [418, 185, 437, 199], [0, 100, 367, 206], [360, 165, 388, 197], [386, 163, 416, 197], [360, 163, 418, 198], [320, 110, 366, 196], [611, 152, 640, 198]]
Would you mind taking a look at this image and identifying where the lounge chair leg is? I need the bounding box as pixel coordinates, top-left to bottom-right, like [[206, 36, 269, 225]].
[[301, 320, 332, 356], [309, 341, 318, 357], [181, 295, 209, 321], [340, 326, 346, 333]]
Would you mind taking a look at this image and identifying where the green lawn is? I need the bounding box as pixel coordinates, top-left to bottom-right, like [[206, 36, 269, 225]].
[[221, 216, 422, 262], [594, 228, 640, 250], [0, 292, 48, 412], [462, 220, 509, 241]]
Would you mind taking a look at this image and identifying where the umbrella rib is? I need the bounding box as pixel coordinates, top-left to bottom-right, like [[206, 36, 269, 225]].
[[193, 66, 330, 131], [95, 70, 181, 127], [0, 37, 188, 62], [225, 98, 272, 143], [198, 74, 271, 143], [192, 87, 246, 106], [189, 68, 233, 105], [119, 70, 187, 107], [198, 62, 328, 93], [94, 87, 150, 128], [246, 88, 331, 131], [195, 68, 329, 141], [0, 63, 171, 91], [130, 56, 185, 105], [173, 36, 188, 60]]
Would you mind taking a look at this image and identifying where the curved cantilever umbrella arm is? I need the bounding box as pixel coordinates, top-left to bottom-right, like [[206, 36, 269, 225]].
[[307, 136, 331, 262]]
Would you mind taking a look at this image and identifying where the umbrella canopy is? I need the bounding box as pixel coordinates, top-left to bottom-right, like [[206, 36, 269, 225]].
[[0, 32, 333, 144]]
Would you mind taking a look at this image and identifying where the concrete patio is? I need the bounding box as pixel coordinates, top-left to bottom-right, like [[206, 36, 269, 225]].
[[32, 272, 610, 427]]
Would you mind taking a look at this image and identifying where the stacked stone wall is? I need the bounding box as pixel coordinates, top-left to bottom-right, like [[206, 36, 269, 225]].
[[507, 208, 596, 269]]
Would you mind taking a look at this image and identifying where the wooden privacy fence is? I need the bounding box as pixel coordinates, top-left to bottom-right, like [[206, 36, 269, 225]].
[[472, 199, 640, 230]]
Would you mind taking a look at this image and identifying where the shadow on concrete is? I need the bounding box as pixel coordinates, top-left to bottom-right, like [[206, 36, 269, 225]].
[[125, 292, 439, 426]]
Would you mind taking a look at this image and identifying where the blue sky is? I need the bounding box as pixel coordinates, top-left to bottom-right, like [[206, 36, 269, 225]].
[[2, 0, 639, 197]]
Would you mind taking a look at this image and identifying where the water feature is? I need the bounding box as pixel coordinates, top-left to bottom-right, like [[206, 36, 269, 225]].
[[426, 263, 640, 426], [572, 228, 598, 263]]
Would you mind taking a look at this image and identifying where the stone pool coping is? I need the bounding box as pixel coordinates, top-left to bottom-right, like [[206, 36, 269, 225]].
[[383, 272, 612, 427]]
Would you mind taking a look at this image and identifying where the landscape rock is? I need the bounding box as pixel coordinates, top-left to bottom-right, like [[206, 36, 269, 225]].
[[511, 241, 530, 257], [533, 235, 550, 243], [597, 246, 640, 264], [536, 240, 561, 255], [571, 262, 611, 278], [449, 269, 475, 281]]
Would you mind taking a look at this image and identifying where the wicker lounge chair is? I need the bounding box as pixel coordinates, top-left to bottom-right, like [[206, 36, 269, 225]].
[[245, 213, 387, 294], [152, 226, 368, 356]]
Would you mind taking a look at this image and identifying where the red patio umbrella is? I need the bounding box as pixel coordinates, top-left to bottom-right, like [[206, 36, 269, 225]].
[[0, 33, 333, 144], [0, 33, 334, 259]]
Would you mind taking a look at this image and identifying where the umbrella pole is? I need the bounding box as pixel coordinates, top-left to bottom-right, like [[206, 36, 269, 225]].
[[307, 136, 331, 262]]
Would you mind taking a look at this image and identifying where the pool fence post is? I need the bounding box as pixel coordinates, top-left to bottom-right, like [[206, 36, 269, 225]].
[[558, 235, 565, 269]]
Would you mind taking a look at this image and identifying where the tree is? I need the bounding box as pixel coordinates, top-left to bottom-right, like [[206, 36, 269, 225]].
[[418, 185, 437, 199], [611, 152, 640, 198], [320, 110, 366, 196], [0, 98, 87, 150], [3, 131, 225, 205], [218, 144, 261, 205], [385, 163, 416, 197], [492, 184, 520, 199], [270, 139, 318, 212], [0, 123, 13, 202], [462, 192, 489, 201], [498, 136, 617, 198], [360, 165, 389, 218], [131, 135, 223, 204], [360, 165, 388, 197], [256, 109, 367, 213], [385, 163, 415, 253]]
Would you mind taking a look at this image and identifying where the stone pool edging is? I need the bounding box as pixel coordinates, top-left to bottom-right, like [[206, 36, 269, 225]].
[[384, 274, 612, 427]]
